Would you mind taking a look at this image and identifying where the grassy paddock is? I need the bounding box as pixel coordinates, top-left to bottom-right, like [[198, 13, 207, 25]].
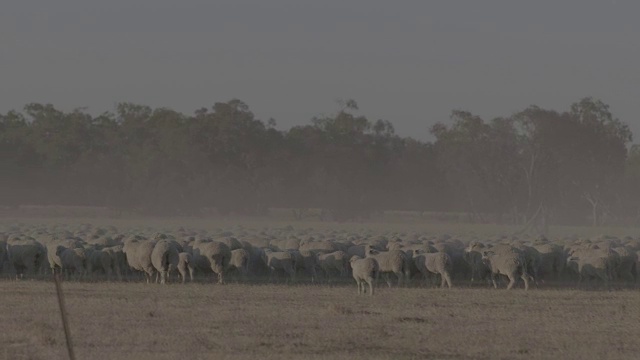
[[1, 281, 640, 360]]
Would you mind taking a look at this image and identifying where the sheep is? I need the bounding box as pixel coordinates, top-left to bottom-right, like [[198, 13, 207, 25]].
[[316, 250, 349, 278], [151, 239, 180, 284], [86, 246, 118, 281], [192, 241, 231, 284], [102, 245, 128, 281], [6, 236, 46, 278], [177, 252, 194, 284], [57, 246, 88, 280], [463, 241, 491, 284], [566, 255, 612, 289], [533, 242, 566, 281], [611, 247, 637, 283], [365, 245, 410, 287], [122, 238, 157, 283], [46, 237, 85, 275], [290, 249, 318, 282], [481, 250, 530, 290], [350, 256, 379, 296], [227, 248, 251, 278], [261, 248, 296, 282], [413, 251, 453, 288], [511, 243, 542, 286]]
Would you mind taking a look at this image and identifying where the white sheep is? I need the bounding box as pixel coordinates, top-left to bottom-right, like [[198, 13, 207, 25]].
[[350, 256, 379, 296], [365, 245, 410, 287]]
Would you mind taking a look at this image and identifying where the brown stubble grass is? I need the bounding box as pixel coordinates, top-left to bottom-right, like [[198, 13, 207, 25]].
[[2, 280, 640, 360]]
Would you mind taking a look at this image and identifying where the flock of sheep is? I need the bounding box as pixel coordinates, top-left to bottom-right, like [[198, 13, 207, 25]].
[[2, 223, 638, 294]]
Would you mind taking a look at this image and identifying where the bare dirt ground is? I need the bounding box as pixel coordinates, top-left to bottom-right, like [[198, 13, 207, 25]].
[[2, 280, 640, 360]]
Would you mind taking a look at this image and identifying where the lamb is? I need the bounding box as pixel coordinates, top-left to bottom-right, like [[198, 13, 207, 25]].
[[349, 256, 379, 296]]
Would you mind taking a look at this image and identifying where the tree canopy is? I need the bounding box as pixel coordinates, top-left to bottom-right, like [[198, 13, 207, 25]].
[[1, 97, 637, 226]]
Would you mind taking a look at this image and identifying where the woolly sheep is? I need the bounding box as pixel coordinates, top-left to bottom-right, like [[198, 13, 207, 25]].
[[413, 251, 453, 288], [350, 255, 379, 296], [177, 252, 194, 284], [228, 248, 251, 277], [482, 250, 530, 290], [6, 237, 46, 278], [365, 245, 410, 287], [151, 239, 181, 284], [192, 241, 231, 284], [122, 238, 157, 283], [57, 247, 88, 280], [316, 250, 349, 278], [261, 248, 296, 281], [290, 249, 318, 282], [566, 255, 611, 288]]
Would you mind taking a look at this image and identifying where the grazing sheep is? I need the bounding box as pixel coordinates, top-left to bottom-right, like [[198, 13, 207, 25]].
[[566, 255, 612, 288], [216, 236, 244, 251], [6, 237, 46, 278], [122, 238, 157, 283], [413, 251, 453, 288], [290, 249, 318, 282], [46, 237, 85, 275], [350, 256, 379, 296], [104, 245, 128, 280], [316, 250, 349, 278], [261, 248, 296, 281], [365, 245, 410, 287], [299, 240, 337, 253], [151, 239, 180, 284], [611, 247, 637, 283], [192, 241, 231, 284], [57, 247, 88, 280], [86, 247, 121, 281], [512, 244, 542, 286], [482, 250, 530, 290], [228, 248, 250, 277], [463, 241, 491, 284], [533, 243, 566, 281], [177, 252, 194, 284]]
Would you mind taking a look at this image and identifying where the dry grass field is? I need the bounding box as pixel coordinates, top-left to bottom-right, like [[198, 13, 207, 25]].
[[2, 281, 640, 360], [2, 212, 640, 359]]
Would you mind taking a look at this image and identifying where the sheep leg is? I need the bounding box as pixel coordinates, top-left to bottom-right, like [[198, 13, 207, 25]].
[[383, 273, 392, 288], [506, 275, 516, 290], [442, 272, 453, 289], [395, 272, 403, 287], [521, 273, 530, 290], [490, 273, 498, 289]]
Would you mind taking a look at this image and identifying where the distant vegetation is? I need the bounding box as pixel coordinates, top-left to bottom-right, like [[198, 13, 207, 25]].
[[1, 97, 639, 227]]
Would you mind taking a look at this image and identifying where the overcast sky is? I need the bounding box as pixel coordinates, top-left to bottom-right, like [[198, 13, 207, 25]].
[[1, 1, 638, 140]]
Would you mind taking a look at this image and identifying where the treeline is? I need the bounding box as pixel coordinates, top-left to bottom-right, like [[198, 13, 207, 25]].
[[1, 98, 639, 226]]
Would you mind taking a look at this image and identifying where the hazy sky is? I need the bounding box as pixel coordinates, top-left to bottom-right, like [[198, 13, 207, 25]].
[[1, 1, 638, 140]]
